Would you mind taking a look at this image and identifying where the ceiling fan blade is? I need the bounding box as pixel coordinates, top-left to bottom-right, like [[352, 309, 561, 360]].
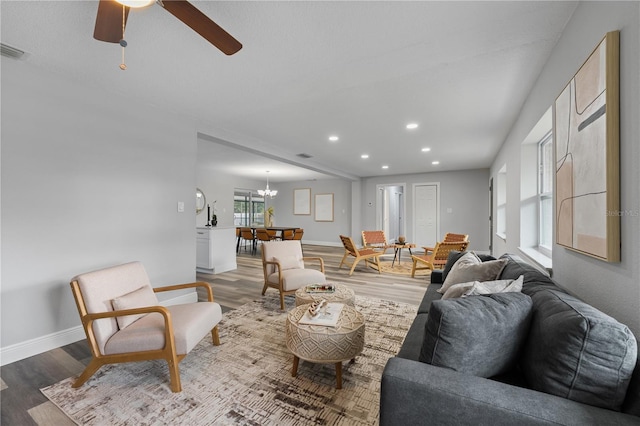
[[159, 0, 242, 55], [94, 0, 130, 43]]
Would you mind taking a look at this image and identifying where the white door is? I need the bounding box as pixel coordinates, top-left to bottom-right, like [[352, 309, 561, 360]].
[[414, 184, 438, 248]]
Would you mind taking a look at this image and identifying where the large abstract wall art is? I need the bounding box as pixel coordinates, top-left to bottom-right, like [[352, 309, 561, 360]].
[[554, 31, 620, 262]]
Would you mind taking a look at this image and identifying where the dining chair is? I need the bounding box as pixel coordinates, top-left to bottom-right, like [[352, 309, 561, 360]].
[[239, 227, 256, 255]]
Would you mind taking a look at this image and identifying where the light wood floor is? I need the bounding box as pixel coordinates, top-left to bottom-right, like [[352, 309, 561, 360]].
[[1, 244, 429, 425]]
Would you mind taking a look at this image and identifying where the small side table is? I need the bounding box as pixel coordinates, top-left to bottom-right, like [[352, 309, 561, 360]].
[[285, 304, 365, 389], [392, 243, 416, 266]]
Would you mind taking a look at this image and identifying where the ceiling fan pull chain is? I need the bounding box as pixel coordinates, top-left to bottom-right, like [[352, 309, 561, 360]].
[[119, 4, 127, 70]]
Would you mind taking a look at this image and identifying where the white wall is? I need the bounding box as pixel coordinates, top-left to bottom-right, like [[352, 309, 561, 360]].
[[1, 59, 198, 362], [490, 1, 640, 336], [361, 169, 490, 252]]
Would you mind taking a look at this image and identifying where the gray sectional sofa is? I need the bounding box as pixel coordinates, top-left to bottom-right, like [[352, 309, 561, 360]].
[[380, 253, 640, 425]]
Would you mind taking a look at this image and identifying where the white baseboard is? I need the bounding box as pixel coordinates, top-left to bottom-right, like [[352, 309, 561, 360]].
[[0, 291, 197, 366]]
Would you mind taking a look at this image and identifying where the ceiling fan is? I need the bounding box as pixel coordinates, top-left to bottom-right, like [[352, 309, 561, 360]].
[[93, 0, 242, 56]]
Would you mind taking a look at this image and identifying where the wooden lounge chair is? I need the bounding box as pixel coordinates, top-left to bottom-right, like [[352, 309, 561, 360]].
[[339, 235, 383, 275], [361, 230, 394, 254], [70, 261, 222, 392], [261, 240, 325, 310], [423, 232, 469, 254], [410, 240, 469, 278]]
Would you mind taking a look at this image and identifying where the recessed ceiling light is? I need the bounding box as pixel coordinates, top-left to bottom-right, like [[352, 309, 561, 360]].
[[421, 147, 431, 152], [406, 123, 419, 130], [432, 161, 440, 165], [329, 135, 339, 142], [382, 165, 389, 169], [361, 154, 369, 159]]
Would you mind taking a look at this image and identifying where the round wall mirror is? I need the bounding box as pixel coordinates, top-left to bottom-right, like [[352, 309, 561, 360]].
[[196, 188, 206, 215]]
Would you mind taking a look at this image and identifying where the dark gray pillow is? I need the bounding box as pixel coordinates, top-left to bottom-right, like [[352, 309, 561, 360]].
[[419, 292, 533, 378], [522, 289, 638, 411]]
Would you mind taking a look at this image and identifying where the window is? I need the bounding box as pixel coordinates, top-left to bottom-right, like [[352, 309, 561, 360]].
[[538, 132, 553, 256], [496, 164, 507, 240], [234, 190, 265, 226]]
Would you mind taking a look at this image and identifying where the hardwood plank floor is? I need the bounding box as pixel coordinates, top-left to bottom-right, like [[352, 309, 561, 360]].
[[1, 244, 429, 425]]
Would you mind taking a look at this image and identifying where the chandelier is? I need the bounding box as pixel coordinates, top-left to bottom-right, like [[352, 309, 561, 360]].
[[258, 171, 278, 198]]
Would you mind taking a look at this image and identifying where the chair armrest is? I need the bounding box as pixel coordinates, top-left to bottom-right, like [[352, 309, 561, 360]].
[[154, 281, 214, 302], [264, 260, 283, 280], [83, 305, 171, 323], [381, 357, 640, 426], [302, 256, 325, 273]]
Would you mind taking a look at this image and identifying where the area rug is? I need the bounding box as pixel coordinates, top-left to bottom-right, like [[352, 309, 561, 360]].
[[376, 260, 430, 276], [41, 294, 417, 425]]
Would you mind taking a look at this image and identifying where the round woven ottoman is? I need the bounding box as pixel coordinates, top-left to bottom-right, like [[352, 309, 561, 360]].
[[285, 304, 365, 389], [294, 283, 356, 307]]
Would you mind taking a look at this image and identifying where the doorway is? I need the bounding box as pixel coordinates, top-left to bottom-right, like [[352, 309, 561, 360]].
[[376, 184, 405, 242], [413, 183, 439, 248]]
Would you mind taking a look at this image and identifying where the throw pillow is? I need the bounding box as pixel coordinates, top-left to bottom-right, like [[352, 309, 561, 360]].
[[440, 254, 508, 294], [273, 255, 304, 270], [111, 285, 159, 330], [521, 289, 638, 411], [438, 252, 480, 293], [440, 250, 466, 282], [419, 292, 533, 378], [465, 274, 524, 296], [441, 275, 524, 299], [441, 281, 476, 299]]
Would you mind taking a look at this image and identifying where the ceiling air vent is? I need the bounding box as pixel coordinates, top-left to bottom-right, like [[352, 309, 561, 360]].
[[1, 43, 26, 59], [297, 153, 313, 159]]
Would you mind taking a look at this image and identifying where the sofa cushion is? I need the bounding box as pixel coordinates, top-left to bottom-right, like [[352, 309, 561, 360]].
[[419, 292, 533, 378], [397, 313, 429, 361], [111, 285, 159, 330], [522, 289, 638, 411], [417, 283, 443, 314], [440, 253, 508, 294]]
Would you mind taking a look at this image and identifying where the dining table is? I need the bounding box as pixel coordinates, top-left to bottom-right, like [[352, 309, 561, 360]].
[[236, 226, 300, 254]]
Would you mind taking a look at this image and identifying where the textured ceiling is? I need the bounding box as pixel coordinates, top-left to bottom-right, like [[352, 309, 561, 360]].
[[1, 1, 577, 181]]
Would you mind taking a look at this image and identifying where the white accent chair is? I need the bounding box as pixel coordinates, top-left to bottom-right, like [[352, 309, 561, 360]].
[[261, 240, 326, 310], [70, 261, 222, 392]]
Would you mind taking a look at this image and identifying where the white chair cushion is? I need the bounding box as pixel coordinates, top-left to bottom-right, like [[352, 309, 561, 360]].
[[268, 269, 326, 291], [72, 261, 154, 354], [273, 255, 304, 270], [263, 241, 304, 276], [104, 302, 222, 355], [111, 285, 159, 329]]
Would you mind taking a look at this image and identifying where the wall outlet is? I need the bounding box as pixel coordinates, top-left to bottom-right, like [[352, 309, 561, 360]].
[[177, 201, 185, 213]]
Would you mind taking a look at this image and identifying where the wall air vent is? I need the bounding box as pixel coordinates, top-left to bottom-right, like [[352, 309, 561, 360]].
[[1, 43, 26, 59], [297, 153, 313, 159]]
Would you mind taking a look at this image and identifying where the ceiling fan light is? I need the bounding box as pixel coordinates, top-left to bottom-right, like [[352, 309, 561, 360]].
[[115, 0, 155, 8]]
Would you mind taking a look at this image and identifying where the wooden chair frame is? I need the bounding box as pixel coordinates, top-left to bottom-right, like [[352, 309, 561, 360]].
[[410, 241, 469, 278], [361, 230, 394, 254], [70, 280, 220, 393], [339, 235, 383, 275], [422, 233, 469, 253], [261, 248, 325, 310]]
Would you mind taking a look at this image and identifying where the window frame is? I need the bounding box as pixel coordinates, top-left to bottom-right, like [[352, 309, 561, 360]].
[[537, 131, 553, 257]]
